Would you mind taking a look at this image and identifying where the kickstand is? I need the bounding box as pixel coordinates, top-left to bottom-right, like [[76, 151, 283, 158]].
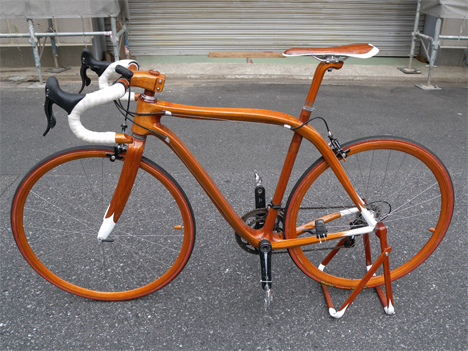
[[320, 223, 395, 318]]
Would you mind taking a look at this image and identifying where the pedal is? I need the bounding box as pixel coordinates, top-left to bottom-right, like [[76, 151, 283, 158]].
[[254, 172, 266, 209], [264, 285, 273, 310]]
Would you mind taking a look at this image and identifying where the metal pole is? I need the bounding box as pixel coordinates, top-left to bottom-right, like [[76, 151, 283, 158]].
[[399, 0, 422, 74], [48, 19, 59, 68], [91, 17, 106, 60], [407, 0, 421, 70], [110, 17, 120, 61], [427, 17, 442, 86], [123, 30, 130, 59], [36, 31, 113, 37], [0, 31, 113, 38], [438, 35, 468, 40], [27, 19, 43, 83], [416, 17, 442, 90]]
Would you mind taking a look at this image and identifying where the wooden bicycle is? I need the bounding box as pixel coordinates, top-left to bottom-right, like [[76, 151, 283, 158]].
[[11, 44, 454, 318]]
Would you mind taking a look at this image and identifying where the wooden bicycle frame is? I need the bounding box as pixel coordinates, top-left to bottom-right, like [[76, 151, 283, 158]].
[[106, 60, 372, 251]]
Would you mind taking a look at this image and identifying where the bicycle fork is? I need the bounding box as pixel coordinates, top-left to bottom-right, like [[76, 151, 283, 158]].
[[97, 137, 146, 241]]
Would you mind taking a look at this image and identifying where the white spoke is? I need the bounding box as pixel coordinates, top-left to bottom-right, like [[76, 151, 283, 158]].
[[28, 190, 96, 231]]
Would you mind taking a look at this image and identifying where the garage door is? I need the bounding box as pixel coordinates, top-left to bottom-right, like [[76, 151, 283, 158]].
[[128, 0, 422, 56]]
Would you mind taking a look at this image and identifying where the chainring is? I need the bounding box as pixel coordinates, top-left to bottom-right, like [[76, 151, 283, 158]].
[[234, 208, 284, 254]]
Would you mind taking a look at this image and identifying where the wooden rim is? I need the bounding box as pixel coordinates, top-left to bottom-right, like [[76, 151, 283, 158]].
[[11, 147, 195, 300], [284, 137, 454, 289]]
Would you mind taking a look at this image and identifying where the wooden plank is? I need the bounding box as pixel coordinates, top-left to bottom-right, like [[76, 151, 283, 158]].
[[209, 52, 284, 58]]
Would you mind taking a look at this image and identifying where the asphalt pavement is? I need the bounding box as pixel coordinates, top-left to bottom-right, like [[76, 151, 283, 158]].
[[1, 62, 467, 351]]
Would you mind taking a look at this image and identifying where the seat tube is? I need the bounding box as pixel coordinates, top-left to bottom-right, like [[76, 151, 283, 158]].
[[263, 61, 344, 238]]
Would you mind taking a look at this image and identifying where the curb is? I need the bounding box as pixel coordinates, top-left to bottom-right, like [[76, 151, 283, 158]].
[[1, 63, 467, 87]]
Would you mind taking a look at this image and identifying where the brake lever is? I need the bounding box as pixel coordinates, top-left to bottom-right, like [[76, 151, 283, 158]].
[[43, 89, 56, 136], [44, 76, 85, 136], [78, 49, 111, 93], [79, 64, 91, 94]]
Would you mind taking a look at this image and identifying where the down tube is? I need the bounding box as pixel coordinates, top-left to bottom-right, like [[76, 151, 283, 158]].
[[157, 124, 264, 246]]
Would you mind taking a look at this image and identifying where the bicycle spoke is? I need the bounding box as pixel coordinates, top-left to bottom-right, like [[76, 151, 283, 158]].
[[79, 159, 102, 205], [114, 240, 172, 269], [23, 207, 97, 228], [380, 182, 440, 221], [384, 160, 422, 201], [115, 232, 182, 252], [381, 209, 442, 225], [28, 190, 97, 231], [12, 147, 195, 298], [285, 137, 453, 288], [377, 149, 392, 200], [24, 226, 96, 237]]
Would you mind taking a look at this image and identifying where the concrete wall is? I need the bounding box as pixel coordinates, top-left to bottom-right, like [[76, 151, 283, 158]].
[[0, 45, 86, 67], [1, 18, 93, 67]]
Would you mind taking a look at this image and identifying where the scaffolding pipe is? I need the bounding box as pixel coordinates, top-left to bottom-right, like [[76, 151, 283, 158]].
[[406, 0, 423, 72], [1, 16, 126, 83], [400, 2, 468, 90], [110, 17, 119, 62], [426, 17, 443, 87], [0, 31, 112, 38], [27, 19, 43, 83], [439, 35, 468, 40]]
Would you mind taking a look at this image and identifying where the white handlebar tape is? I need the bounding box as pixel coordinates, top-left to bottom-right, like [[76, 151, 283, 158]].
[[99, 60, 139, 101], [68, 83, 126, 144]]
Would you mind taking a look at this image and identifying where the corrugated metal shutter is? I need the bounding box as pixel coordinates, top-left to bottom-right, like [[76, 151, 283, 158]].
[[128, 0, 422, 56]]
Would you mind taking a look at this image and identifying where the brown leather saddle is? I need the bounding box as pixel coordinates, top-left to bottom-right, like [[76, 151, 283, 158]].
[[283, 43, 379, 59]]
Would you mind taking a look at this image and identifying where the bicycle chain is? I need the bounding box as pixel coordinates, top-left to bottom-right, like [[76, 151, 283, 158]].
[[235, 203, 388, 254]]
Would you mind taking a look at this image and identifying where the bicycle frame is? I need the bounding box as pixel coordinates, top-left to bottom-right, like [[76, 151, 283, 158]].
[[102, 60, 377, 250]]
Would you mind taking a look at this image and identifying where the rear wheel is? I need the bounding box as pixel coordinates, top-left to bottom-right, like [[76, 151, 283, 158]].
[[284, 137, 454, 289], [11, 146, 196, 300]]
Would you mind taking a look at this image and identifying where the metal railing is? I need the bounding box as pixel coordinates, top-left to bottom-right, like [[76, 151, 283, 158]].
[[399, 0, 468, 90], [0, 17, 127, 83]]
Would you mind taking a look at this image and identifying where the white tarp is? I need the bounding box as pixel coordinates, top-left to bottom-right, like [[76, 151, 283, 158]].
[[421, 0, 468, 19], [0, 0, 128, 19]]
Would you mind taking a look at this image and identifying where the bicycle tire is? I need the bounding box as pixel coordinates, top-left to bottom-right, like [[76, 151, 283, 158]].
[[284, 136, 454, 289], [11, 145, 196, 300]]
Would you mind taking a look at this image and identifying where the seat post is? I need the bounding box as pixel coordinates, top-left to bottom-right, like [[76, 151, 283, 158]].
[[300, 60, 344, 123]]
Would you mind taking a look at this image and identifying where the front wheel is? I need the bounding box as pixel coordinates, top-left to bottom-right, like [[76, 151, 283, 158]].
[[11, 146, 196, 300], [284, 136, 454, 289]]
